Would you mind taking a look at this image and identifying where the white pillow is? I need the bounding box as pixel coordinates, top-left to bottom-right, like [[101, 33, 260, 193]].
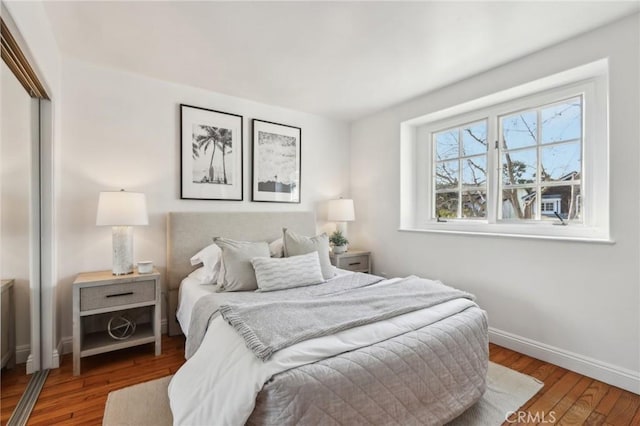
[[187, 267, 217, 285], [269, 237, 284, 258], [189, 243, 222, 284], [251, 251, 324, 292]]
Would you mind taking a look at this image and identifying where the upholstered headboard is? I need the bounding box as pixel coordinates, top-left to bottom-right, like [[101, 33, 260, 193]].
[[166, 211, 316, 335]]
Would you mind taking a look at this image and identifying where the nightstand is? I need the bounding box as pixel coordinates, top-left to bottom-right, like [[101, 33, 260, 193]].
[[72, 269, 161, 376], [330, 250, 371, 273]]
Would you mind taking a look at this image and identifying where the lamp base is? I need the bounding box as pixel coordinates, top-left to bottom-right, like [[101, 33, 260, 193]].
[[336, 222, 348, 239], [112, 226, 134, 275]]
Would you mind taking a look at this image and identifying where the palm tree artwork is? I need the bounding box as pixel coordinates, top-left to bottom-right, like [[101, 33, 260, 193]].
[[192, 125, 233, 185]]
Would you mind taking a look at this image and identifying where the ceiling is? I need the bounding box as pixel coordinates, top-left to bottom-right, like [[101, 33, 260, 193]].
[[43, 1, 639, 122]]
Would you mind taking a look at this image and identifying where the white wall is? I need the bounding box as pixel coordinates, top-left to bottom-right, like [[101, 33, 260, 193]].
[[57, 57, 350, 342], [1, 63, 36, 355], [350, 14, 640, 392]]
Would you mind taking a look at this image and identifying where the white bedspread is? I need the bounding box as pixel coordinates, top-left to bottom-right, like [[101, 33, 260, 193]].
[[168, 277, 477, 426], [176, 276, 216, 336]]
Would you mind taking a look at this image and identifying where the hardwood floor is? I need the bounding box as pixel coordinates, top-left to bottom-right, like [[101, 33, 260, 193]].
[[1, 335, 185, 426], [490, 345, 640, 426], [1, 364, 30, 424], [1, 337, 638, 425]]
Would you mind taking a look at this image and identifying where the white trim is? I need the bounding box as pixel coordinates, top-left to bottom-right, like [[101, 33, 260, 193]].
[[1, 352, 10, 367], [25, 353, 35, 374], [40, 99, 57, 370], [59, 336, 73, 356], [51, 348, 60, 369], [489, 327, 640, 394], [29, 96, 41, 373], [13, 344, 31, 365], [398, 225, 614, 243]]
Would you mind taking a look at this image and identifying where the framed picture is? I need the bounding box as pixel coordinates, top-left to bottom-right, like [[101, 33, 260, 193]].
[[252, 119, 301, 203], [181, 104, 243, 200]]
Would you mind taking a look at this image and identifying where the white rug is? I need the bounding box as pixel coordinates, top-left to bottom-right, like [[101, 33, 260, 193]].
[[103, 362, 543, 426], [447, 362, 544, 425]]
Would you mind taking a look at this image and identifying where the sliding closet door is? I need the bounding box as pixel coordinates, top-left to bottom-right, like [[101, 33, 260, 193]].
[[1, 59, 39, 362], [0, 58, 41, 423]]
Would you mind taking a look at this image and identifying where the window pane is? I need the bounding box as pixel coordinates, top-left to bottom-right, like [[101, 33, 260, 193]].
[[502, 187, 536, 220], [502, 111, 537, 149], [542, 98, 581, 144], [462, 121, 487, 156], [462, 155, 487, 187], [502, 149, 536, 186], [462, 190, 487, 218], [436, 192, 458, 218], [539, 185, 581, 220], [435, 129, 459, 161], [541, 142, 581, 182], [435, 160, 459, 190]]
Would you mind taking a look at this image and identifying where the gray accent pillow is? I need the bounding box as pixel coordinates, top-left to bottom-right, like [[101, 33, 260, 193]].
[[251, 252, 324, 292], [214, 237, 270, 292], [282, 228, 335, 280]]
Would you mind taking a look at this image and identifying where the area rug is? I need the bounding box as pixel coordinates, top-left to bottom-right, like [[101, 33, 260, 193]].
[[103, 362, 543, 425]]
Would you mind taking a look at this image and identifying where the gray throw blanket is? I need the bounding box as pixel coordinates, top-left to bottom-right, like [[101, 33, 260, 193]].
[[186, 272, 384, 358], [219, 276, 473, 361]]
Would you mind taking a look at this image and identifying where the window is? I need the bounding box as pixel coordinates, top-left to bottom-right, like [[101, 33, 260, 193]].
[[433, 120, 488, 219], [499, 97, 582, 222], [400, 60, 609, 241]]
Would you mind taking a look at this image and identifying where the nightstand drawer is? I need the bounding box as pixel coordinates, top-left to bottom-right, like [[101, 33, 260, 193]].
[[337, 255, 369, 271], [80, 280, 155, 312]]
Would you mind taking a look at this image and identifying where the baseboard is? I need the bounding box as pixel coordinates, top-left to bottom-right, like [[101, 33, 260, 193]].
[[489, 327, 640, 394], [59, 336, 73, 356], [1, 351, 11, 367], [16, 344, 30, 365], [51, 348, 60, 369], [25, 354, 34, 375], [58, 319, 169, 356]]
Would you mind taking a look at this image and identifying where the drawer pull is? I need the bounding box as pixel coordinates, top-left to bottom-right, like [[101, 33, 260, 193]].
[[349, 262, 361, 266], [106, 292, 134, 298]]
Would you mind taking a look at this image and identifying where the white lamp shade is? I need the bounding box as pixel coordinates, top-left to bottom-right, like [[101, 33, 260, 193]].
[[328, 199, 355, 222], [96, 191, 149, 226]]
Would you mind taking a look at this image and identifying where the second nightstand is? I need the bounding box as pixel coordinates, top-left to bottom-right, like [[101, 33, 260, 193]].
[[72, 269, 161, 376], [329, 250, 371, 273]]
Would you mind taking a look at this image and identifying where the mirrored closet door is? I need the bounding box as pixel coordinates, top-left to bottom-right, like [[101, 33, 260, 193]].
[[0, 13, 49, 425]]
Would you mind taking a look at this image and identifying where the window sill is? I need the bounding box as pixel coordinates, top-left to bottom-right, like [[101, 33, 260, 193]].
[[398, 223, 613, 244]]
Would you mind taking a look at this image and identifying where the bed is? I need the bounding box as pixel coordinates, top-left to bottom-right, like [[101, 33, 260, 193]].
[[166, 212, 488, 425]]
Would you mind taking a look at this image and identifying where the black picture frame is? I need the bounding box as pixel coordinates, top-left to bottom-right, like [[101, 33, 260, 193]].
[[251, 119, 302, 204], [180, 104, 243, 201]]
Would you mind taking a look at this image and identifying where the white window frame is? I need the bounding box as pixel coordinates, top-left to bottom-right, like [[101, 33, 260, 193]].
[[431, 119, 489, 220], [400, 60, 610, 242]]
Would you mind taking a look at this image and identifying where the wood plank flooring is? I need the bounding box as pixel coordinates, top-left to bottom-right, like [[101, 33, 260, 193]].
[[0, 364, 29, 423], [1, 338, 638, 425]]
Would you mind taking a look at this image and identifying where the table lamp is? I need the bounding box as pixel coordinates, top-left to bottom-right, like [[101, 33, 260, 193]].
[[328, 198, 355, 238], [96, 190, 148, 275]]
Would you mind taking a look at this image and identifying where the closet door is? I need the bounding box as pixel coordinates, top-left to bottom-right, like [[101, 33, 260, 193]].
[[0, 13, 49, 423]]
